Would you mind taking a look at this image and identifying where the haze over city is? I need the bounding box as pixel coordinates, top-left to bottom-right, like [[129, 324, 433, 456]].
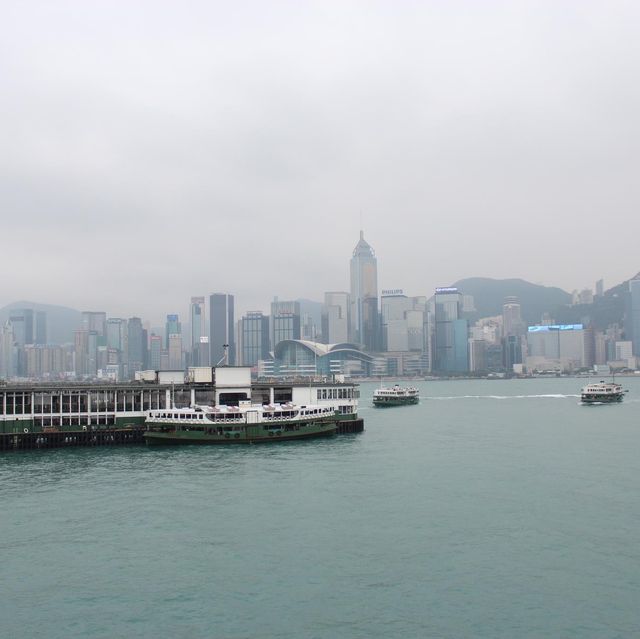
[[3, 1, 640, 321]]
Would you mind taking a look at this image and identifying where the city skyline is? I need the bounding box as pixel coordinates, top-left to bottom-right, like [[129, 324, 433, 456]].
[[3, 2, 640, 320]]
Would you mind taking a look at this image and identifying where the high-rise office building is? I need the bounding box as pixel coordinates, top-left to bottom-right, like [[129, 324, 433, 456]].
[[35, 311, 47, 345], [0, 321, 16, 378], [350, 231, 379, 351], [209, 293, 235, 366], [271, 299, 301, 348], [239, 312, 270, 367], [74, 329, 98, 376], [168, 334, 183, 370], [502, 296, 524, 337], [82, 312, 106, 337], [190, 297, 208, 365], [165, 314, 181, 349], [628, 278, 640, 356], [433, 287, 469, 373], [149, 334, 163, 370], [127, 317, 145, 376], [106, 318, 126, 352], [322, 292, 350, 344]]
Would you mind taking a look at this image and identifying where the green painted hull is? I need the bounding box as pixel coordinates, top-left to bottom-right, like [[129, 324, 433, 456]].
[[144, 420, 337, 445], [373, 398, 419, 407]]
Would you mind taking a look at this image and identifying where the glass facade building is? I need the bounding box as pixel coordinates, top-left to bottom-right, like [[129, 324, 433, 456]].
[[240, 312, 270, 367], [628, 279, 640, 356], [209, 293, 235, 366], [433, 288, 469, 373], [350, 231, 379, 351]]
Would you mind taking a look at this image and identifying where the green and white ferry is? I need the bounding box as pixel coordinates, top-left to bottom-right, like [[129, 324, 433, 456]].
[[144, 402, 338, 445], [372, 384, 420, 407]]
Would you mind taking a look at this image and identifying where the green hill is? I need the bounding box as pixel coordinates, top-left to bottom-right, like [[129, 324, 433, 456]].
[[452, 278, 572, 324]]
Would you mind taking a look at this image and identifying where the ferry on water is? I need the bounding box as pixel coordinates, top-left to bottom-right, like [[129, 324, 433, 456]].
[[144, 402, 338, 445], [373, 384, 420, 407], [580, 380, 628, 404]]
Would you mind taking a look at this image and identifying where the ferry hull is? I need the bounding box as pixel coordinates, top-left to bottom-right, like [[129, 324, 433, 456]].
[[580, 395, 624, 404], [373, 397, 419, 407], [144, 423, 337, 445]]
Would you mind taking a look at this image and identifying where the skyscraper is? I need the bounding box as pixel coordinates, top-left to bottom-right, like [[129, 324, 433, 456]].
[[433, 287, 469, 373], [350, 231, 379, 351], [239, 312, 270, 366], [82, 311, 106, 337], [322, 292, 350, 344], [502, 296, 524, 337], [149, 334, 163, 370], [35, 311, 47, 345], [271, 299, 301, 348], [168, 334, 183, 370], [165, 314, 181, 349], [190, 297, 208, 365], [209, 293, 235, 366], [628, 278, 640, 356], [127, 317, 145, 376]]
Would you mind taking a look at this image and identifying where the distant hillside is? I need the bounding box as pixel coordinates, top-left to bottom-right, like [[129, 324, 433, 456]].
[[552, 272, 638, 331], [0, 301, 81, 344], [452, 278, 572, 324]]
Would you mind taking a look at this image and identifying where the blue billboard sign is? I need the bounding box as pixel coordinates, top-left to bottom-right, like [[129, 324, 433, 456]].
[[528, 324, 583, 332]]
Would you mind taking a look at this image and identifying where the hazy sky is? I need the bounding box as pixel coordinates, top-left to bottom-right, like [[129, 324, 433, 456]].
[[3, 1, 639, 323]]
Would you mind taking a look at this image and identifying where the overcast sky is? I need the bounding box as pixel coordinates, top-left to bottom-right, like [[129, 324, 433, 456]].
[[2, 1, 639, 323]]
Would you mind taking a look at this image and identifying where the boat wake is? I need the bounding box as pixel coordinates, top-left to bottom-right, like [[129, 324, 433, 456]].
[[428, 393, 581, 401]]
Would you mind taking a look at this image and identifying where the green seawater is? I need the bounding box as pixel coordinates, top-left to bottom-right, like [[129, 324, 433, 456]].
[[1, 377, 640, 638]]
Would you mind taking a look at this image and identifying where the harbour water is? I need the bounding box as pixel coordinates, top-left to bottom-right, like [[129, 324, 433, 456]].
[[2, 377, 639, 638]]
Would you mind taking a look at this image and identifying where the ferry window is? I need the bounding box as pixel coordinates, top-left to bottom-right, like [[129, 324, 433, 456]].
[[317, 390, 322, 400], [322, 389, 327, 400]]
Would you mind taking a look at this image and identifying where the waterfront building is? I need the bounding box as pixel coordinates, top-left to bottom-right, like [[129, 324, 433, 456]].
[[503, 334, 523, 371], [209, 293, 235, 366], [433, 288, 469, 373], [274, 340, 373, 377], [468, 339, 487, 372], [525, 324, 590, 371], [594, 331, 607, 365], [239, 312, 270, 367], [503, 296, 525, 337], [190, 297, 208, 366], [350, 231, 379, 351], [322, 292, 350, 345]]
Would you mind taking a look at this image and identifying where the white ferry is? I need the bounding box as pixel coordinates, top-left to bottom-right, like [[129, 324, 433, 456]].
[[372, 384, 420, 407], [580, 381, 628, 404]]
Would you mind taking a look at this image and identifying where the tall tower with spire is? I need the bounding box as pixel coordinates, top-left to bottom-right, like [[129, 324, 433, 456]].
[[350, 231, 379, 351]]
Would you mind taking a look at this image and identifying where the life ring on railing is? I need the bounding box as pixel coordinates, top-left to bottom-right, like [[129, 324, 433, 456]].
[[82, 426, 88, 431], [224, 433, 230, 439], [234, 433, 240, 439], [23, 428, 29, 434]]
